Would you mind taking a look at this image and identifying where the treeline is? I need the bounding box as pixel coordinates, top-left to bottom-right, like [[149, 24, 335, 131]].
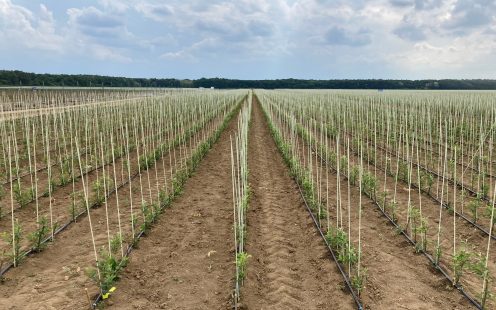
[[1, 70, 496, 90], [0, 70, 181, 88], [194, 78, 496, 90]]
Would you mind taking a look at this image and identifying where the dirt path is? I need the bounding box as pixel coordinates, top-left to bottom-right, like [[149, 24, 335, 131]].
[[105, 110, 238, 309], [240, 99, 354, 309]]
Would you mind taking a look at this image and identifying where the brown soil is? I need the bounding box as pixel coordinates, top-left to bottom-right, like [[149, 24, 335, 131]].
[[1, 94, 484, 309], [0, 121, 202, 259], [0, 135, 156, 254], [104, 109, 238, 309], [302, 120, 492, 308], [240, 99, 355, 309], [0, 115, 224, 309], [290, 130, 472, 309], [342, 135, 496, 305]]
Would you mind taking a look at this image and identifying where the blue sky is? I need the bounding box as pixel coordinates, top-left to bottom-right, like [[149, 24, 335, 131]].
[[0, 0, 495, 79]]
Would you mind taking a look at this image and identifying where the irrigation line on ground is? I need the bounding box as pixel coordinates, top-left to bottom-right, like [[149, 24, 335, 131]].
[[314, 124, 496, 241], [371, 137, 495, 210], [312, 144, 483, 310], [295, 181, 363, 310], [1, 123, 185, 218], [0, 107, 232, 277], [358, 138, 496, 241]]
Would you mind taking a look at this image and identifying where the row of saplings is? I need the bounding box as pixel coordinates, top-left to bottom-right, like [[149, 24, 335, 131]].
[[347, 133, 494, 299], [349, 135, 494, 230], [0, 109, 215, 277], [0, 108, 231, 300], [86, 101, 239, 302], [0, 142, 148, 219], [296, 120, 493, 306]]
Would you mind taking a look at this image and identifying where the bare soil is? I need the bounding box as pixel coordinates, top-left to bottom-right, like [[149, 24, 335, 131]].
[[302, 120, 491, 308], [104, 109, 238, 309], [240, 99, 355, 309], [0, 116, 222, 309], [291, 130, 472, 309]]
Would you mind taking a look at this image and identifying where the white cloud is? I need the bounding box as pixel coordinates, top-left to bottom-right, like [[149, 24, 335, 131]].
[[135, 3, 174, 22], [0, 0, 63, 51], [393, 35, 496, 69], [0, 0, 495, 78], [98, 0, 129, 13]]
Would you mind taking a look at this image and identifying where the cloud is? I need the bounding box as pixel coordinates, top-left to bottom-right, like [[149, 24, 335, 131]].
[[1, 0, 495, 78], [90, 44, 132, 63], [442, 0, 496, 32], [413, 0, 444, 11], [248, 19, 274, 37], [98, 0, 129, 13], [393, 35, 496, 70], [135, 3, 174, 22], [390, 0, 414, 8], [66, 6, 142, 50], [324, 27, 371, 46], [161, 38, 218, 62], [67, 6, 124, 36], [0, 0, 63, 51], [393, 24, 426, 41]]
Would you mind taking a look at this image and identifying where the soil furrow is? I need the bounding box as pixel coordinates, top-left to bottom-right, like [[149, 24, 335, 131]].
[[241, 99, 354, 309], [104, 108, 238, 309]]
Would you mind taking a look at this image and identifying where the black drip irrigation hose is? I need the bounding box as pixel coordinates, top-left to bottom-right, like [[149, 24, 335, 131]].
[[341, 137, 496, 241], [294, 180, 363, 310], [2, 164, 52, 186], [369, 142, 496, 240], [312, 147, 483, 310], [322, 126, 496, 242], [371, 194, 483, 309], [2, 105, 189, 188], [0, 162, 140, 277], [0, 149, 120, 219], [273, 104, 484, 309], [356, 128, 496, 180], [1, 147, 91, 186], [373, 140, 494, 209], [0, 111, 227, 277], [407, 175, 496, 241], [333, 124, 495, 205]]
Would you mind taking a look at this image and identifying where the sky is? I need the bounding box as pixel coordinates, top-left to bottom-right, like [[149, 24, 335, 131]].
[[0, 0, 495, 79]]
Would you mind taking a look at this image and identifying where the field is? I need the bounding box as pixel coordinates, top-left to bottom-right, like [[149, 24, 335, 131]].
[[0, 88, 495, 309]]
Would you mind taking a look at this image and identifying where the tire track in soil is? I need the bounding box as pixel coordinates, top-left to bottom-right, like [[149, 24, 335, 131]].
[[240, 99, 354, 310], [104, 112, 238, 309]]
